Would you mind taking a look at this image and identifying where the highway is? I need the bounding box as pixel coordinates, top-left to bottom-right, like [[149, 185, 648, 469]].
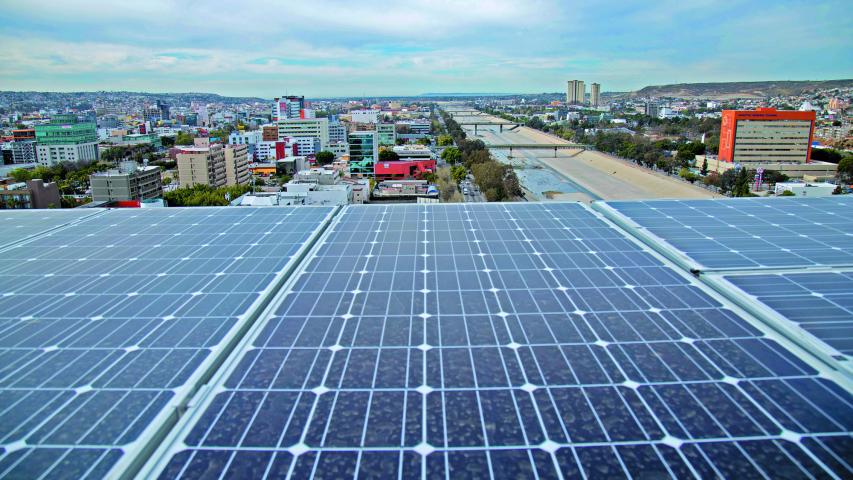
[[444, 106, 721, 202]]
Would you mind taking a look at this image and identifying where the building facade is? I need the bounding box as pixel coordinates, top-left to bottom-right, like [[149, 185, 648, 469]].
[[590, 83, 601, 108], [348, 131, 378, 177], [350, 109, 379, 124], [0, 179, 62, 209], [719, 108, 815, 164], [11, 140, 37, 164], [90, 162, 163, 202], [273, 96, 305, 121], [35, 118, 99, 166], [176, 143, 226, 187], [224, 144, 251, 186], [277, 118, 329, 152], [328, 122, 347, 144], [567, 80, 585, 105], [377, 123, 396, 146]]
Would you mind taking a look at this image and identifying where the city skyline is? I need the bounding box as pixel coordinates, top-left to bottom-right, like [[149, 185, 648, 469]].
[[1, 0, 851, 98]]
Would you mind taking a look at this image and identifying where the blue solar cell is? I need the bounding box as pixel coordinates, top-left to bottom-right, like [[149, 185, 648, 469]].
[[153, 203, 853, 479], [725, 271, 853, 357], [0, 207, 333, 478], [602, 197, 853, 270]]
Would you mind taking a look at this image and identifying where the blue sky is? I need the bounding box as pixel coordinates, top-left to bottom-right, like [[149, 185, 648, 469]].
[[0, 0, 850, 98]]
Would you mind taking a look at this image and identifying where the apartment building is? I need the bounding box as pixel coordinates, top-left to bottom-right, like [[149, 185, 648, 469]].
[[176, 141, 226, 187], [224, 144, 251, 186]]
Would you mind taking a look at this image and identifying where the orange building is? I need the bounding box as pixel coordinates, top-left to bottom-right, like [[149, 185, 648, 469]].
[[719, 108, 815, 164]]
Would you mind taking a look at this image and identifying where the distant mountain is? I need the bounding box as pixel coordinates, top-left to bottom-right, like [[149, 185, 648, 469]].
[[630, 80, 853, 99]]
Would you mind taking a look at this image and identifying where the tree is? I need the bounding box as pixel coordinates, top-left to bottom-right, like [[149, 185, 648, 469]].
[[700, 157, 709, 176], [441, 147, 461, 165], [437, 135, 454, 146], [838, 156, 853, 182], [315, 151, 335, 165], [175, 131, 195, 146], [810, 148, 845, 164], [526, 117, 545, 130], [378, 150, 399, 162], [733, 167, 752, 197], [779, 190, 796, 196], [416, 137, 431, 146], [450, 165, 467, 184]]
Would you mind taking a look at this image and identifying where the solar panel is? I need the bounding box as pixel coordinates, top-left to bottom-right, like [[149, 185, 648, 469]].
[[595, 197, 853, 271], [0, 206, 334, 479], [149, 203, 853, 479], [716, 271, 853, 359], [0, 209, 104, 248]]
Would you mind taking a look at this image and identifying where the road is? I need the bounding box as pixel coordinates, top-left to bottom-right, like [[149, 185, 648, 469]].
[[444, 106, 722, 202]]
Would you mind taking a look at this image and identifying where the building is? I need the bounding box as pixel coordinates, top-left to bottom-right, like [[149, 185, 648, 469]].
[[348, 131, 378, 177], [327, 142, 349, 158], [350, 109, 379, 124], [224, 144, 251, 186], [262, 125, 278, 142], [277, 117, 329, 153], [376, 123, 396, 146], [774, 182, 837, 197], [89, 161, 163, 202], [273, 96, 305, 121], [291, 137, 321, 156], [328, 122, 347, 144], [0, 179, 62, 209], [11, 140, 37, 164], [719, 108, 815, 164], [374, 158, 436, 180], [228, 130, 262, 146], [644, 102, 659, 118], [392, 145, 432, 160], [176, 140, 226, 187], [590, 83, 601, 108], [35, 117, 98, 166], [567, 80, 585, 105], [373, 179, 439, 199]]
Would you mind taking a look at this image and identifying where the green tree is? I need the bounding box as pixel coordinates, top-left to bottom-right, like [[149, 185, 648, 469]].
[[700, 157, 709, 176], [779, 190, 796, 196], [378, 150, 399, 162], [315, 151, 335, 165], [175, 131, 195, 146], [733, 167, 752, 197], [437, 134, 454, 146], [441, 147, 461, 165], [450, 165, 467, 184], [838, 156, 853, 181], [9, 168, 32, 182], [416, 137, 431, 146]]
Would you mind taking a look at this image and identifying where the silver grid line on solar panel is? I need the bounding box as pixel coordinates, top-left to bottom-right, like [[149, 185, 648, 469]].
[[0, 206, 336, 479], [144, 203, 853, 479], [0, 208, 106, 250], [593, 197, 853, 273], [704, 270, 853, 376]]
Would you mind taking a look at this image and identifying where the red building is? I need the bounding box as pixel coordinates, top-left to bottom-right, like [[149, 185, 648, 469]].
[[374, 159, 436, 180], [719, 108, 815, 164]]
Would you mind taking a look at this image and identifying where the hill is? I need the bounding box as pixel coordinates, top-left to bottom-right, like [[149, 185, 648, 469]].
[[631, 80, 853, 99]]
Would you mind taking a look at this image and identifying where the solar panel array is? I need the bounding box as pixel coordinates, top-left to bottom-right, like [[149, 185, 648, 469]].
[[723, 272, 853, 358], [599, 197, 853, 271], [0, 209, 104, 248], [0, 207, 333, 479], [153, 204, 853, 479]]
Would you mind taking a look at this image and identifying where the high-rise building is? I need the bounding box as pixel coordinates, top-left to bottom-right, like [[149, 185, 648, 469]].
[[176, 141, 226, 187], [719, 108, 815, 164], [273, 96, 306, 121], [328, 122, 347, 144], [224, 144, 251, 186], [277, 117, 329, 153], [644, 102, 659, 118], [566, 80, 585, 105], [89, 162, 163, 202], [590, 83, 601, 108], [35, 116, 98, 166], [376, 123, 396, 146], [348, 131, 378, 177]]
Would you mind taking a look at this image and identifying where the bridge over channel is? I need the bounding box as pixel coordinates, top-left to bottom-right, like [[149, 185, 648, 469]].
[[487, 143, 591, 157], [455, 122, 522, 134]]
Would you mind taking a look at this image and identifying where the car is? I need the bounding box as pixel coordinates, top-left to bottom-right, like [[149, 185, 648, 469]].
[[463, 187, 469, 195]]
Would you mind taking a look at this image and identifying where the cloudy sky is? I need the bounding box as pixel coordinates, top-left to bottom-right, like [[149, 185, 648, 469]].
[[0, 0, 850, 98]]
